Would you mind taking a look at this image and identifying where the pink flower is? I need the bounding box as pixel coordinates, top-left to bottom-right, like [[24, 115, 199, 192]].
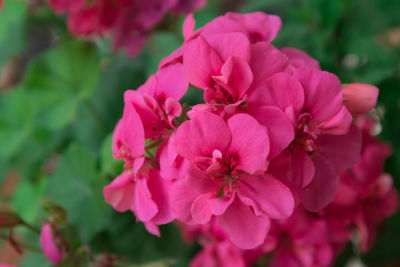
[[171, 112, 294, 249], [280, 47, 321, 70], [343, 83, 379, 116], [326, 116, 398, 252], [40, 223, 63, 265], [250, 68, 361, 211]]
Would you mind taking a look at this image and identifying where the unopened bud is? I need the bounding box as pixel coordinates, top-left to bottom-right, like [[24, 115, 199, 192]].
[[42, 201, 67, 225], [343, 83, 379, 116], [40, 223, 63, 265]]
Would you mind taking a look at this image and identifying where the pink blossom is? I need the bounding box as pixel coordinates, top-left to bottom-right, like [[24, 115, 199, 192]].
[[40, 223, 63, 265], [343, 83, 379, 116], [250, 68, 361, 211], [326, 116, 398, 252], [281, 47, 321, 70], [171, 112, 294, 249]]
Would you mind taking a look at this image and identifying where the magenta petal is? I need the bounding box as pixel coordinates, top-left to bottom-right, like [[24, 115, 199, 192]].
[[227, 113, 269, 174], [237, 174, 294, 219], [144, 221, 160, 237], [217, 198, 270, 249], [40, 223, 63, 265], [209, 194, 235, 216], [220, 56, 253, 100], [155, 63, 189, 101], [183, 13, 195, 40], [191, 193, 214, 224], [175, 112, 232, 159], [300, 154, 339, 211], [317, 105, 352, 135], [169, 179, 197, 224], [244, 106, 294, 159], [183, 36, 223, 89], [293, 67, 344, 124], [288, 150, 315, 188], [249, 72, 305, 116], [317, 123, 362, 171], [281, 47, 321, 69], [207, 32, 251, 62], [147, 170, 175, 225], [249, 43, 290, 88], [133, 178, 158, 222], [103, 172, 134, 212]]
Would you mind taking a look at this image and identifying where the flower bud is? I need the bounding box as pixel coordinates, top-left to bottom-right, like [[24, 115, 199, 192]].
[[0, 211, 22, 228], [40, 223, 63, 265], [343, 83, 379, 116]]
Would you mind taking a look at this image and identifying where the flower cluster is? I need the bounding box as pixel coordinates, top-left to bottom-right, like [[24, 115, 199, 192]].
[[181, 115, 398, 267], [47, 0, 206, 56], [103, 10, 397, 263]]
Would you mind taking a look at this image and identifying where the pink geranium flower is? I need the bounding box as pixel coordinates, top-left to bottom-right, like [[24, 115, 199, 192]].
[[40, 223, 63, 265], [170, 112, 294, 249]]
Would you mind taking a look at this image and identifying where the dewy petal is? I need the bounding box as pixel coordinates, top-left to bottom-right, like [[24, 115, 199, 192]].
[[220, 56, 253, 100], [244, 106, 294, 159], [175, 112, 232, 159], [216, 198, 270, 249], [227, 113, 270, 174], [207, 32, 251, 62], [300, 154, 340, 212], [103, 172, 134, 212], [317, 123, 362, 171], [237, 174, 294, 219], [288, 150, 315, 188], [293, 67, 344, 124], [183, 36, 223, 89], [281, 47, 321, 70], [249, 42, 290, 88], [249, 72, 305, 116]]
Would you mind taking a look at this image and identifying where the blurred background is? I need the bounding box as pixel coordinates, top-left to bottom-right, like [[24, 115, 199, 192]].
[[0, 0, 399, 266]]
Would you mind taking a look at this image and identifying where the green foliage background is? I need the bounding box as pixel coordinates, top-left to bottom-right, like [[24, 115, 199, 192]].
[[0, 0, 399, 266]]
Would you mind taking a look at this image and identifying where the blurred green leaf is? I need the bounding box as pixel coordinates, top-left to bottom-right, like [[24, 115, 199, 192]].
[[45, 144, 110, 242]]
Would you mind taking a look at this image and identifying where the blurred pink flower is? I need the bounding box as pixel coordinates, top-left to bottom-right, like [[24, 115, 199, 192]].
[[40, 223, 63, 265]]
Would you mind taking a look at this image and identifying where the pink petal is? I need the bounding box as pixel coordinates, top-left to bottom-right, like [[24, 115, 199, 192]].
[[169, 179, 198, 224], [288, 150, 315, 188], [244, 106, 295, 159], [343, 83, 379, 115], [40, 224, 63, 265], [317, 123, 362, 171], [281, 47, 321, 69], [183, 36, 223, 89], [225, 12, 282, 43], [209, 194, 235, 216], [249, 72, 305, 116], [133, 178, 158, 222], [144, 221, 160, 237], [146, 170, 175, 225], [249, 43, 290, 88], [293, 67, 344, 124], [175, 112, 232, 159], [217, 198, 270, 249], [220, 56, 253, 100], [191, 193, 214, 224], [317, 105, 352, 135], [154, 63, 189, 101], [227, 113, 270, 174], [183, 13, 196, 40], [237, 174, 294, 219], [207, 32, 251, 62], [300, 154, 339, 211], [103, 172, 134, 212]]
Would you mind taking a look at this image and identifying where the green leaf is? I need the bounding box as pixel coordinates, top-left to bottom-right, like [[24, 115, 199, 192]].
[[100, 134, 123, 176], [45, 144, 110, 242]]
